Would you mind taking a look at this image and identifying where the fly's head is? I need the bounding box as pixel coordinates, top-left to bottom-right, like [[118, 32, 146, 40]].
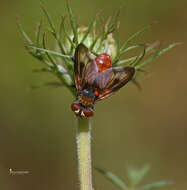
[[71, 89, 95, 118]]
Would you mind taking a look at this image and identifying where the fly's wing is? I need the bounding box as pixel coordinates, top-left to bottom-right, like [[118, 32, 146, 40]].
[[95, 66, 135, 101], [74, 43, 97, 91], [84, 60, 99, 85]]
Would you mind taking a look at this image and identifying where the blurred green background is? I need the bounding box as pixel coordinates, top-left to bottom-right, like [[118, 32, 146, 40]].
[[0, 0, 187, 189]]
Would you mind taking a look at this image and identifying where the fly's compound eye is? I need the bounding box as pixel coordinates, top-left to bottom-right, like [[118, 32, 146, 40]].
[[71, 103, 80, 115]]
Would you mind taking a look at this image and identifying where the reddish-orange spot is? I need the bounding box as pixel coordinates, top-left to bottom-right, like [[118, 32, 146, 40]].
[[94, 90, 99, 97], [94, 53, 112, 73]]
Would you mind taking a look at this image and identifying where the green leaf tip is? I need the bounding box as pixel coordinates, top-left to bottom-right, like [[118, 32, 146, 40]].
[[131, 44, 146, 67], [60, 16, 76, 50], [16, 16, 33, 45], [135, 42, 181, 70], [113, 23, 153, 63], [80, 18, 96, 44], [35, 19, 42, 47], [121, 24, 151, 51], [42, 32, 57, 67], [40, 3, 67, 57], [29, 46, 72, 59], [67, 1, 78, 46], [95, 165, 173, 190], [127, 164, 151, 187], [40, 4, 56, 33], [105, 5, 121, 34], [95, 167, 128, 190], [138, 180, 173, 190], [131, 78, 142, 91]]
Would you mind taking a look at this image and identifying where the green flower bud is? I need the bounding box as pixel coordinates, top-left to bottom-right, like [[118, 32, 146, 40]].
[[63, 26, 117, 60]]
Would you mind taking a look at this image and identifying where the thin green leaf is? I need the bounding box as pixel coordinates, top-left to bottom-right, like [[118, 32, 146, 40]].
[[127, 165, 151, 187], [145, 41, 160, 53], [107, 6, 121, 34], [97, 8, 120, 52], [60, 16, 75, 49], [131, 78, 142, 91], [120, 25, 151, 52], [42, 33, 57, 67], [24, 45, 42, 59], [132, 45, 146, 67], [104, 16, 112, 34], [90, 35, 100, 51], [81, 18, 96, 43], [113, 24, 151, 63], [24, 44, 53, 68], [95, 168, 128, 190], [91, 50, 99, 56], [29, 46, 72, 59], [135, 42, 180, 70], [121, 44, 145, 54], [59, 16, 64, 37], [67, 2, 78, 45], [41, 4, 66, 55], [35, 20, 42, 47], [136, 68, 150, 73], [112, 37, 121, 64], [137, 181, 173, 190], [115, 42, 159, 66], [16, 16, 33, 45], [57, 39, 67, 55], [17, 17, 56, 69], [115, 56, 137, 66], [92, 14, 97, 38], [156, 42, 182, 57], [40, 4, 56, 33]]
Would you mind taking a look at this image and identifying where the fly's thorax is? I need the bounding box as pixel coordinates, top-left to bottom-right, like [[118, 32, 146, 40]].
[[77, 89, 95, 107]]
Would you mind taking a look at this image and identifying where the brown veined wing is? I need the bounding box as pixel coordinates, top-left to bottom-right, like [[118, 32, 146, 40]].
[[74, 43, 97, 91], [95, 66, 135, 101]]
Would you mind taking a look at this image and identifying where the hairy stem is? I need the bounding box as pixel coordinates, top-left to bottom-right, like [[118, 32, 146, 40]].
[[76, 117, 93, 190]]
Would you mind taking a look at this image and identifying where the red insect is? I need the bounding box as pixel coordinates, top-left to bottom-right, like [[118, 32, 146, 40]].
[[71, 43, 135, 118]]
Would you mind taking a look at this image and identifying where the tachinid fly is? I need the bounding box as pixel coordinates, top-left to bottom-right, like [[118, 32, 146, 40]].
[[71, 43, 135, 118]]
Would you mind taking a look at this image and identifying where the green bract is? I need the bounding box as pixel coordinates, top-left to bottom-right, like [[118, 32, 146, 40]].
[[96, 165, 173, 190], [17, 2, 179, 96]]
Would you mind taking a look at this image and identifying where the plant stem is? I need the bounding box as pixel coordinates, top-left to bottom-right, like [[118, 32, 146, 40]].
[[76, 117, 93, 190]]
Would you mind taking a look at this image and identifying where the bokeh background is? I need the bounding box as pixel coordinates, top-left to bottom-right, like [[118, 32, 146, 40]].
[[0, 0, 187, 189]]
